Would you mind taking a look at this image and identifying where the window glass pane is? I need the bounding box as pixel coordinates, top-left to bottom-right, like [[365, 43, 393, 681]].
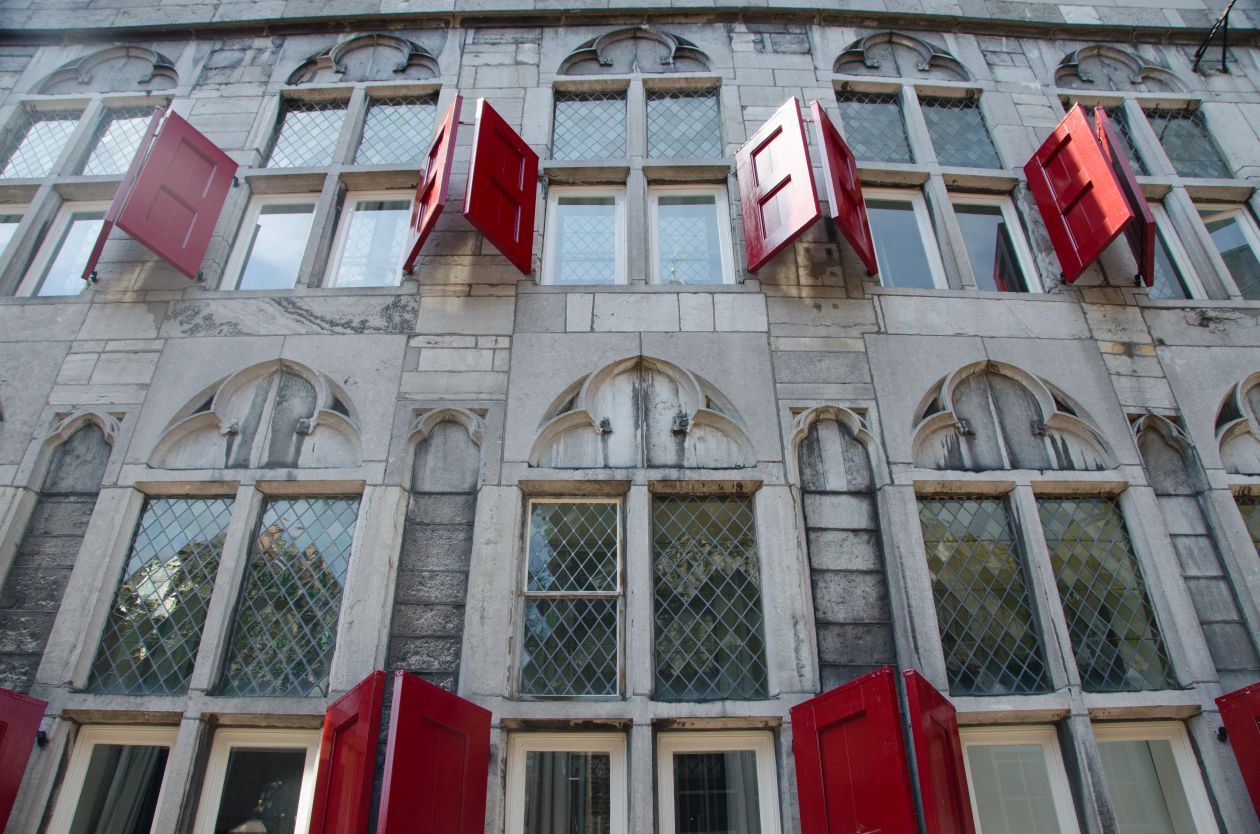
[[331, 199, 410, 287], [0, 213, 20, 255], [919, 498, 1048, 695], [921, 98, 1001, 169], [1148, 229, 1189, 300], [67, 744, 169, 834], [36, 210, 105, 297], [1038, 498, 1175, 692], [527, 503, 618, 592], [673, 751, 761, 834], [355, 96, 437, 165], [523, 751, 612, 834], [1, 110, 78, 178], [90, 498, 234, 695], [1236, 496, 1260, 554], [267, 101, 347, 168], [657, 194, 725, 285], [836, 92, 911, 163], [551, 196, 618, 285], [867, 198, 935, 289], [954, 203, 1027, 292], [553, 92, 626, 160], [966, 743, 1063, 834], [654, 496, 767, 700], [1103, 107, 1148, 176], [648, 91, 721, 158], [212, 748, 306, 834], [1146, 110, 1230, 179], [1098, 739, 1198, 834], [81, 109, 152, 176], [1200, 211, 1260, 299], [221, 497, 360, 697], [236, 203, 316, 290]]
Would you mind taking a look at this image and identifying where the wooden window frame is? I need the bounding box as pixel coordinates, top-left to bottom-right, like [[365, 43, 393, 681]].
[[190, 728, 321, 834], [46, 725, 178, 834], [504, 732, 628, 834]]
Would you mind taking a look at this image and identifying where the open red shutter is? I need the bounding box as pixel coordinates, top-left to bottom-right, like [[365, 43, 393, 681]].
[[791, 666, 916, 834], [81, 108, 164, 284], [307, 670, 385, 834], [404, 96, 462, 274], [1217, 681, 1260, 819], [377, 671, 491, 834], [809, 101, 878, 276], [0, 687, 46, 831], [736, 97, 821, 273], [904, 671, 976, 834], [1024, 103, 1133, 284], [463, 98, 539, 275], [1093, 106, 1155, 287]]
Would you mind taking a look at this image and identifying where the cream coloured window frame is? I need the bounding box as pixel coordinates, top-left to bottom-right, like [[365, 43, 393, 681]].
[[960, 725, 1081, 834], [948, 192, 1042, 293], [505, 732, 628, 834], [656, 731, 781, 834], [864, 186, 948, 290], [648, 185, 736, 286], [222, 193, 319, 291], [190, 728, 320, 834], [46, 725, 178, 834], [325, 188, 412, 288], [17, 198, 111, 297], [1092, 721, 1220, 834], [541, 186, 627, 286]]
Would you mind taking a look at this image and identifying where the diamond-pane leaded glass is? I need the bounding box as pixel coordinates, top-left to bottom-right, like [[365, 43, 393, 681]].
[[1038, 497, 1175, 692], [1103, 106, 1148, 176], [553, 92, 626, 160], [90, 498, 233, 695], [921, 97, 1001, 169], [647, 91, 721, 158], [1236, 497, 1260, 554], [355, 96, 437, 165], [220, 497, 359, 697], [267, 100, 347, 168], [1145, 109, 1231, 179], [654, 496, 767, 701], [81, 109, 152, 176], [527, 502, 619, 592], [1, 110, 78, 178], [919, 498, 1049, 696], [836, 92, 912, 164]]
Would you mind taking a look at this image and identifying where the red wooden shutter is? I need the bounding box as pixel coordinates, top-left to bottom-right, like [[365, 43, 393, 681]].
[[1217, 681, 1260, 819], [463, 98, 540, 275], [377, 671, 492, 834], [809, 101, 878, 276], [404, 96, 462, 274], [307, 670, 385, 834], [1024, 103, 1133, 284], [791, 666, 917, 834], [736, 97, 821, 273], [1093, 106, 1155, 287], [0, 687, 46, 831], [903, 671, 976, 834]]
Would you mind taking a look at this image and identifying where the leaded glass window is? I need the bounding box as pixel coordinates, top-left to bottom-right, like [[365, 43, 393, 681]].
[[553, 91, 626, 160], [836, 91, 912, 164], [267, 100, 348, 168], [220, 497, 360, 697], [355, 95, 437, 165], [652, 190, 732, 285], [81, 108, 152, 176], [647, 90, 721, 158], [1145, 109, 1230, 179], [90, 498, 233, 695], [921, 97, 1001, 169], [328, 194, 410, 287], [520, 500, 621, 697], [1037, 497, 1175, 692], [919, 498, 1049, 695], [1198, 206, 1260, 300], [653, 495, 767, 701], [0, 109, 78, 178], [545, 191, 622, 285], [1103, 106, 1148, 175]]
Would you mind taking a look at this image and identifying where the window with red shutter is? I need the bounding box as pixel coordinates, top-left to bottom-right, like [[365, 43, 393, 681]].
[[1093, 106, 1155, 287], [1217, 681, 1260, 819], [307, 670, 385, 834], [404, 96, 461, 274], [0, 687, 46, 831], [809, 100, 878, 277], [904, 670, 976, 834], [463, 98, 540, 275]]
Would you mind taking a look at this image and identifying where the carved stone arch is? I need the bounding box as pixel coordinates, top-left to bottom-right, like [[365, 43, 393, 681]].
[[559, 26, 711, 75], [1056, 45, 1184, 93], [38, 46, 178, 94], [834, 31, 970, 81], [288, 34, 440, 85], [1215, 373, 1260, 475], [912, 361, 1113, 471], [151, 360, 360, 470], [788, 406, 887, 488], [407, 408, 486, 493], [34, 408, 118, 494], [43, 407, 122, 450]]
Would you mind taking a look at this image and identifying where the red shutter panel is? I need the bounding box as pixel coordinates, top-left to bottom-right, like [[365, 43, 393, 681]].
[[377, 671, 492, 834], [1093, 106, 1156, 287], [1217, 681, 1260, 820], [81, 108, 164, 284], [404, 96, 462, 274], [1024, 103, 1133, 284], [0, 687, 46, 831], [809, 101, 878, 277], [307, 670, 385, 834], [463, 98, 540, 275], [903, 671, 976, 834], [736, 97, 821, 272], [791, 666, 917, 834]]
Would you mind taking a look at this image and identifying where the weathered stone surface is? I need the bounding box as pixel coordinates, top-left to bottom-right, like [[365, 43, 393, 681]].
[[407, 494, 478, 525], [811, 573, 890, 623], [393, 569, 468, 604], [806, 530, 881, 571], [161, 296, 419, 337]]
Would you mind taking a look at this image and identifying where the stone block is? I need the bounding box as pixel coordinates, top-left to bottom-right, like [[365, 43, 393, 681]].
[[1201, 622, 1260, 672], [0, 655, 37, 693], [807, 530, 881, 571], [389, 603, 465, 637], [566, 294, 594, 332], [1171, 534, 1224, 577], [24, 497, 93, 538], [515, 293, 565, 333], [89, 352, 159, 385], [1158, 496, 1208, 536], [393, 569, 468, 605], [679, 294, 714, 331], [0, 567, 71, 611], [403, 524, 474, 571], [408, 494, 478, 525], [713, 294, 768, 332], [417, 348, 496, 372], [0, 611, 55, 653], [418, 296, 515, 335], [773, 351, 871, 384], [592, 294, 679, 332], [803, 493, 877, 529], [386, 636, 461, 671], [816, 623, 896, 666], [811, 572, 890, 623], [401, 371, 508, 399], [1184, 576, 1243, 620]]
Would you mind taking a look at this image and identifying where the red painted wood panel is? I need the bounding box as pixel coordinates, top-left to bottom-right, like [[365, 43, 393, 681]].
[[1218, 680, 1260, 821], [307, 670, 385, 834], [809, 100, 878, 276], [1093, 106, 1155, 287], [80, 108, 163, 284], [404, 96, 462, 274], [463, 98, 539, 275], [904, 670, 976, 834], [0, 687, 46, 831]]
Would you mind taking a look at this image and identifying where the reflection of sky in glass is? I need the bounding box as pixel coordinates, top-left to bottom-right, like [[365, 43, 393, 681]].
[[0, 214, 20, 256], [867, 199, 934, 289], [1149, 231, 1188, 300], [237, 204, 315, 290], [554, 197, 616, 284], [1203, 211, 1260, 299], [955, 204, 1024, 292], [37, 210, 105, 296], [658, 195, 723, 284], [82, 112, 150, 176], [332, 199, 408, 287]]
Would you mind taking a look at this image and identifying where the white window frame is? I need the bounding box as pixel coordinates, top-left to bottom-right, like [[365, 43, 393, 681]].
[[17, 198, 112, 297], [949, 192, 1042, 293], [505, 732, 628, 834], [648, 184, 736, 286], [191, 728, 320, 834], [1092, 721, 1221, 834], [656, 731, 781, 834], [325, 188, 413, 288], [222, 193, 319, 291], [542, 186, 627, 286], [1196, 203, 1260, 295], [1150, 203, 1203, 300], [0, 203, 28, 255], [864, 186, 949, 290], [46, 725, 179, 834], [960, 725, 1081, 834]]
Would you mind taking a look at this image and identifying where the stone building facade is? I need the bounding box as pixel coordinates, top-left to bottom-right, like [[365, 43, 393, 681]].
[[0, 0, 1259, 832]]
